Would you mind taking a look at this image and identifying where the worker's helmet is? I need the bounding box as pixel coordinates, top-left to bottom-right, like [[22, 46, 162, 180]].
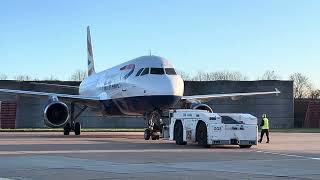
[[262, 114, 267, 118]]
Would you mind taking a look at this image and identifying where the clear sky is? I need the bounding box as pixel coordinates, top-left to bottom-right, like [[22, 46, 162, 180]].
[[1, 0, 319, 88]]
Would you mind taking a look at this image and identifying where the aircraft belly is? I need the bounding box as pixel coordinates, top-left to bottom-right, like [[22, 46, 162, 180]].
[[101, 95, 181, 116]]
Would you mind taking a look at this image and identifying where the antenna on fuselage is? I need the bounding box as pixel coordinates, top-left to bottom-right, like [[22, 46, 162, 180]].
[[149, 49, 152, 56]]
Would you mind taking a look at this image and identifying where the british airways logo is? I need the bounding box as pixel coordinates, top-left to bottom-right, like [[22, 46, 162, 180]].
[[120, 64, 135, 79]]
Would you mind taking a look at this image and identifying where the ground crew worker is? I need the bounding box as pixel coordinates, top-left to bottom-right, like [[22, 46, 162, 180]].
[[258, 114, 270, 143]]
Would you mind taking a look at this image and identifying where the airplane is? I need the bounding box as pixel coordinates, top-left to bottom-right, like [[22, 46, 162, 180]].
[[0, 26, 280, 140]]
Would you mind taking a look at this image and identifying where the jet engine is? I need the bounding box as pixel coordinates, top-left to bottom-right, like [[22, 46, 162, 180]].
[[180, 99, 213, 113], [190, 103, 213, 113], [44, 97, 69, 128]]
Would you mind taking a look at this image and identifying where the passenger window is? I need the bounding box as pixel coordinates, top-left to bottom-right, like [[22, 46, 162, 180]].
[[140, 68, 150, 76], [150, 68, 164, 75], [165, 68, 177, 75], [136, 68, 144, 76]]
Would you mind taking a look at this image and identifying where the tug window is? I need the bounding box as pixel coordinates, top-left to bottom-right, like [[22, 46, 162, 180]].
[[136, 68, 144, 76], [140, 68, 150, 76], [150, 68, 164, 75], [165, 68, 177, 75]]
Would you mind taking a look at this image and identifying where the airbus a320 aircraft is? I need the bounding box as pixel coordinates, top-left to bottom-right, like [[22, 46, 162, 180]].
[[0, 26, 280, 140]]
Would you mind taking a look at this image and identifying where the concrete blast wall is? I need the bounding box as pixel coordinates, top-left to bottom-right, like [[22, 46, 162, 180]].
[[184, 81, 293, 128], [0, 80, 293, 128]]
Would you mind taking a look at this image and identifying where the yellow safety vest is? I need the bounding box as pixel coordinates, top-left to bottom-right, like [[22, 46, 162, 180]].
[[262, 118, 269, 130]]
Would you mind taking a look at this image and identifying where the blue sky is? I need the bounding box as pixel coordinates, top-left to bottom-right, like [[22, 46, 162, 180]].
[[1, 0, 319, 88]]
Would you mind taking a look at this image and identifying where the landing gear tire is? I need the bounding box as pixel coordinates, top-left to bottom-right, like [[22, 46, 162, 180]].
[[197, 122, 208, 147], [174, 121, 187, 145], [74, 122, 81, 135], [144, 129, 151, 140], [239, 145, 252, 148], [144, 111, 164, 141], [64, 123, 71, 135], [151, 134, 160, 140], [152, 135, 157, 140]]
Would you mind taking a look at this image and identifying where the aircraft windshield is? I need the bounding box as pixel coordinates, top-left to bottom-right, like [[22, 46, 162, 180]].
[[136, 68, 144, 76], [150, 68, 165, 75], [165, 68, 177, 75], [140, 68, 150, 76]]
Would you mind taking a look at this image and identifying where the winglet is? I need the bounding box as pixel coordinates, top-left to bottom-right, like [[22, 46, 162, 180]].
[[275, 88, 281, 95], [87, 26, 96, 76]]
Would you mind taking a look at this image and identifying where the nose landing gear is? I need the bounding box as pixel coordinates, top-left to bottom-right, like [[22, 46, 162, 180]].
[[144, 111, 163, 140]]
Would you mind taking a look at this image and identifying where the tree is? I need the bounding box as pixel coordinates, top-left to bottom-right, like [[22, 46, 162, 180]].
[[190, 71, 208, 81], [43, 75, 59, 81], [310, 89, 320, 99], [69, 69, 87, 81], [289, 72, 312, 98], [14, 75, 33, 81], [0, 73, 7, 80], [191, 71, 248, 81], [177, 70, 192, 80], [259, 70, 281, 80]]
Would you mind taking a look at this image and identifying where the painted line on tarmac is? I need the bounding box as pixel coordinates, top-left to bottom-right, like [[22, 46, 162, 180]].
[[256, 150, 320, 161], [0, 149, 223, 155]]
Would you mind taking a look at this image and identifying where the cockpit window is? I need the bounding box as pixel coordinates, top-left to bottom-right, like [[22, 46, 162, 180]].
[[140, 68, 150, 76], [150, 68, 164, 75], [136, 68, 144, 76], [165, 68, 177, 75]]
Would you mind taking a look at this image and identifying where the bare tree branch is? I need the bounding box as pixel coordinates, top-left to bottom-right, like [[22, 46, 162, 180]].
[[43, 75, 59, 81], [258, 70, 281, 80], [309, 89, 320, 99], [289, 72, 313, 98], [191, 71, 248, 81], [69, 69, 87, 81], [177, 70, 192, 80], [14, 75, 33, 81], [0, 73, 7, 80]]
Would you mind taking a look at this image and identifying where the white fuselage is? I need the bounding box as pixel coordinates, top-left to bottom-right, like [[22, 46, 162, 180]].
[[79, 56, 184, 116]]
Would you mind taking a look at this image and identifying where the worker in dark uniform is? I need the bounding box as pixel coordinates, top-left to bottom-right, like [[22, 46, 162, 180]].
[[258, 114, 270, 143]]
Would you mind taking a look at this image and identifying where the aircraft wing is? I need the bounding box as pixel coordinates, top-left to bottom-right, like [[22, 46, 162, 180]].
[[0, 88, 99, 101], [28, 82, 79, 89], [182, 88, 281, 102]]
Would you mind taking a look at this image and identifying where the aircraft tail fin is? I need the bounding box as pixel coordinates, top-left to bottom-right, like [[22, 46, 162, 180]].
[[87, 26, 96, 76]]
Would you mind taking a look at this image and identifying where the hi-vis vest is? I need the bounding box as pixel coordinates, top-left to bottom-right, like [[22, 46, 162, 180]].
[[262, 118, 269, 130]]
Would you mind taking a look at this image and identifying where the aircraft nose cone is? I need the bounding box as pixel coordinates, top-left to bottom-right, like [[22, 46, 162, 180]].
[[146, 75, 184, 97], [169, 75, 184, 97]]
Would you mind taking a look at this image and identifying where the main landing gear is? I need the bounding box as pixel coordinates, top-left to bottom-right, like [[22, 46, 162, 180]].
[[144, 111, 163, 140], [64, 102, 88, 136]]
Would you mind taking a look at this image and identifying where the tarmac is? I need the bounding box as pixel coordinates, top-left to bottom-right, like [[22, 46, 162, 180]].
[[0, 132, 319, 180]]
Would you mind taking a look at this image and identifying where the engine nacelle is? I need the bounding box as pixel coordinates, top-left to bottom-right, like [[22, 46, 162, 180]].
[[180, 99, 214, 113], [190, 103, 213, 113], [44, 99, 69, 128]]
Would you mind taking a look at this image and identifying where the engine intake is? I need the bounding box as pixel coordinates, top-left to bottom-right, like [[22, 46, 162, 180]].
[[44, 101, 69, 128], [191, 103, 213, 113], [180, 99, 214, 113]]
